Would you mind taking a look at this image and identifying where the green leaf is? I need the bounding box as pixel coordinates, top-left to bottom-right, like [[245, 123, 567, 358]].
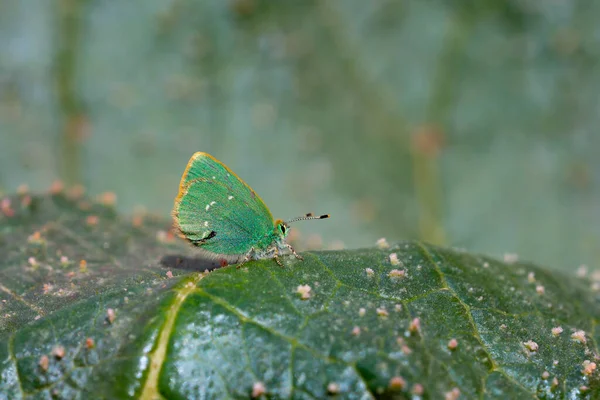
[[0, 192, 599, 399]]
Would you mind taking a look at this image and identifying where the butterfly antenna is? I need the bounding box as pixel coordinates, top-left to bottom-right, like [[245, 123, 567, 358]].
[[286, 213, 330, 224]]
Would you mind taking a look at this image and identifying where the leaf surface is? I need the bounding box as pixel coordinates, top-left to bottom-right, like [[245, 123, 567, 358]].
[[0, 193, 598, 399]]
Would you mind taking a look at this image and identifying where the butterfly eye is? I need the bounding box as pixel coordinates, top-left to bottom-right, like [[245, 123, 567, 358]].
[[280, 224, 286, 234]]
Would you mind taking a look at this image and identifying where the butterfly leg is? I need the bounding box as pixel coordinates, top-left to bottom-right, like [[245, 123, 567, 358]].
[[286, 244, 304, 261], [273, 246, 285, 268], [236, 247, 255, 269]]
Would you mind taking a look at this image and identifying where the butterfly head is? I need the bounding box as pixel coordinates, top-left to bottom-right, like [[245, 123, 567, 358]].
[[274, 219, 290, 239], [274, 213, 330, 240]]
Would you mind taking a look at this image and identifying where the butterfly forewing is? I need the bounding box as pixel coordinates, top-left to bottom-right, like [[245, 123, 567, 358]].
[[174, 153, 275, 255]]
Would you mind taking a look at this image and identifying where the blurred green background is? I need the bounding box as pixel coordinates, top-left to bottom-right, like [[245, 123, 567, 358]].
[[1, 0, 598, 272]]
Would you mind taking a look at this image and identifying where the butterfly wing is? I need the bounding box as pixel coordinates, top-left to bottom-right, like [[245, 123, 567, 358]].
[[173, 152, 275, 257]]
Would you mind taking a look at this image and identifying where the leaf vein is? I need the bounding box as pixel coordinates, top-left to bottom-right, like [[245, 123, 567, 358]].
[[198, 289, 376, 398]]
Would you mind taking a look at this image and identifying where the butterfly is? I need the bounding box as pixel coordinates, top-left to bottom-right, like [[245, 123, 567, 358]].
[[172, 152, 329, 267]]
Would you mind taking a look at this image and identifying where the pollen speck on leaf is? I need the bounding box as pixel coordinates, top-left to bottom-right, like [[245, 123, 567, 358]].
[[536, 285, 545, 294], [541, 371, 549, 380], [376, 307, 388, 317], [523, 340, 538, 352], [551, 326, 563, 336], [39, 355, 49, 372], [106, 308, 116, 324], [327, 382, 340, 394], [412, 384, 424, 395], [376, 238, 390, 249], [0, 198, 14, 217], [296, 285, 311, 300], [388, 376, 405, 390], [582, 360, 596, 376], [132, 215, 144, 227], [388, 269, 405, 279], [52, 345, 65, 359], [571, 330, 587, 344], [447, 338, 458, 350], [98, 192, 117, 206], [409, 318, 420, 334], [445, 388, 460, 400], [49, 180, 64, 194], [251, 382, 266, 398], [28, 231, 42, 244]]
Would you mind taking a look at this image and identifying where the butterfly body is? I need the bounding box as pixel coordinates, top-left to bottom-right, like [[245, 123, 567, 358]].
[[172, 152, 328, 267]]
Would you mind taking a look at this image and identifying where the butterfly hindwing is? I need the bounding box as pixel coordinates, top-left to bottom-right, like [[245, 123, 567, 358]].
[[174, 152, 275, 256]]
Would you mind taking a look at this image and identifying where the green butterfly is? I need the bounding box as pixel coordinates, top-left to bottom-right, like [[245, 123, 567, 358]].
[[172, 152, 329, 267]]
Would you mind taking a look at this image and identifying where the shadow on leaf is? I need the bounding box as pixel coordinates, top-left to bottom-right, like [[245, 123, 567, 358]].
[[159, 254, 222, 272]]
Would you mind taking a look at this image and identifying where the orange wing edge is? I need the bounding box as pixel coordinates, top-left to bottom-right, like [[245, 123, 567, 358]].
[[171, 151, 274, 243]]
